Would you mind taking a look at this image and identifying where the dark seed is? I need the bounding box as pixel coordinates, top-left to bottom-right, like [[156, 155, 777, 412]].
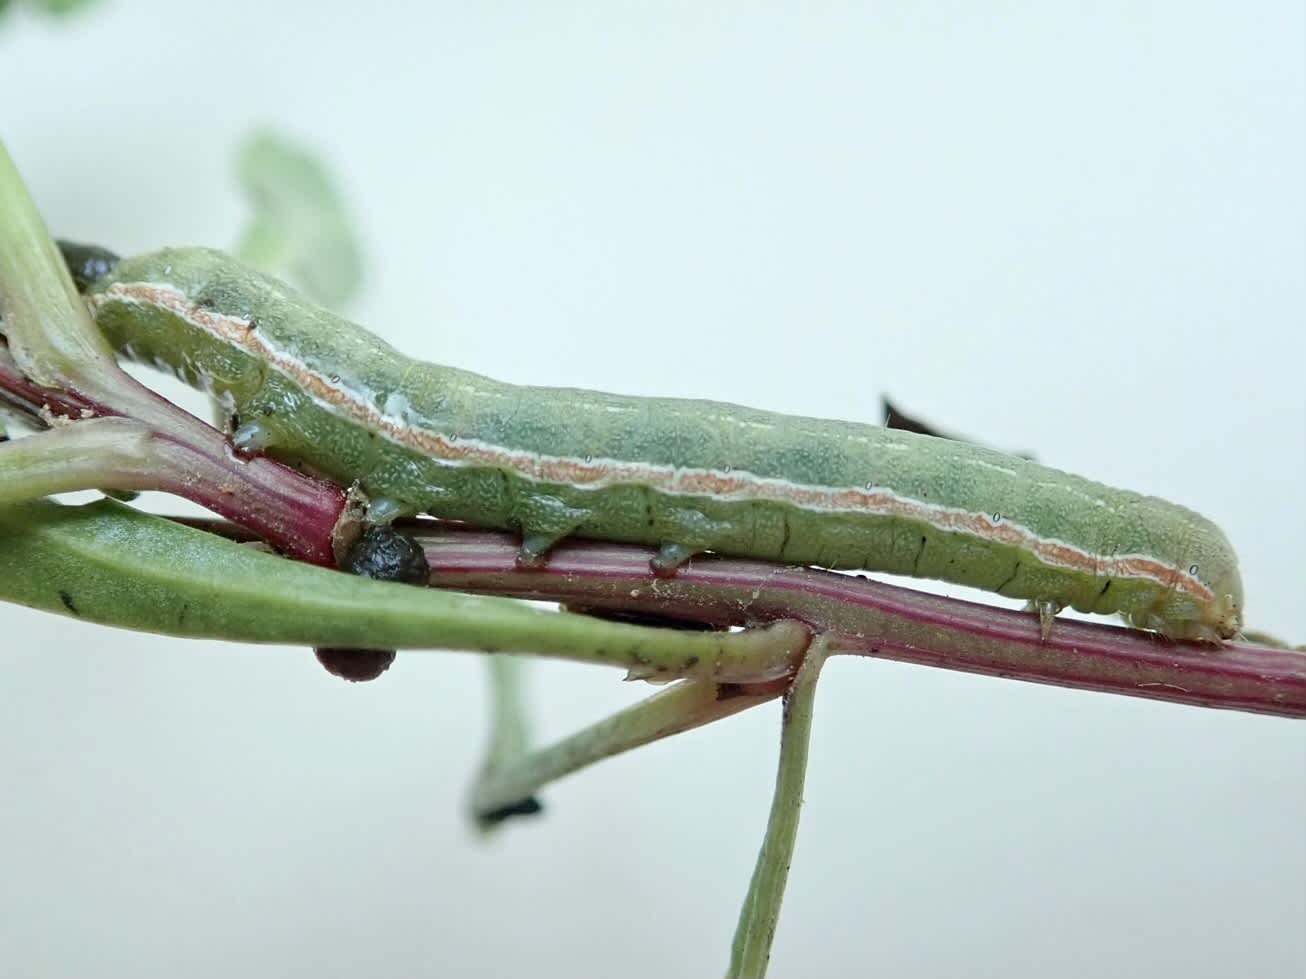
[[342, 525, 431, 585], [314, 647, 396, 682], [315, 526, 430, 683]]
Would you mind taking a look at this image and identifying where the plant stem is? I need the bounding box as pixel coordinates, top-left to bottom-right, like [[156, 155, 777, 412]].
[[481, 656, 534, 771], [417, 525, 1306, 718], [469, 674, 790, 822], [0, 139, 351, 564], [117, 516, 1306, 718], [0, 418, 154, 502], [728, 636, 830, 979], [0, 414, 350, 561], [470, 656, 538, 828]]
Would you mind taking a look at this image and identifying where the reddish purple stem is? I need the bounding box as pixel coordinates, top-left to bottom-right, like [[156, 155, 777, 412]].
[[418, 527, 1306, 719], [0, 341, 346, 565]]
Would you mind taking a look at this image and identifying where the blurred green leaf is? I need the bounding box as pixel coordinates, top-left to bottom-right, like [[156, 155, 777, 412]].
[[21, 0, 100, 16], [235, 129, 364, 308]]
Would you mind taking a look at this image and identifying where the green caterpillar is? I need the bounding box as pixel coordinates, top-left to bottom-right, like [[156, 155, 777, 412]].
[[74, 246, 1244, 642]]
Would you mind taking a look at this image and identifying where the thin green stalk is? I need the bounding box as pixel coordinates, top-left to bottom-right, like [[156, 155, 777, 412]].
[[0, 418, 154, 503], [471, 656, 541, 830], [483, 657, 533, 769], [469, 674, 790, 822], [728, 637, 832, 979]]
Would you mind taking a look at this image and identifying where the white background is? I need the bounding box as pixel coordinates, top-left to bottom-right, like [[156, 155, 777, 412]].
[[2, 2, 1303, 976]]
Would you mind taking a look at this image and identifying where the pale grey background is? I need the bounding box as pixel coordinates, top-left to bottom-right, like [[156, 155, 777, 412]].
[[1, 2, 1303, 976]]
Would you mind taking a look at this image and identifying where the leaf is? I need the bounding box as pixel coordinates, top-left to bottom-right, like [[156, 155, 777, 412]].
[[0, 498, 798, 679], [234, 129, 364, 308], [0, 139, 119, 389]]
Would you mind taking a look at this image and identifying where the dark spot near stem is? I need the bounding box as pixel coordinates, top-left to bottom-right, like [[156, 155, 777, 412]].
[[58, 590, 78, 615], [475, 796, 545, 829], [342, 525, 431, 585], [881, 397, 944, 438], [882, 396, 1036, 459], [716, 682, 749, 701], [1098, 579, 1113, 597], [56, 240, 120, 292], [314, 648, 397, 682], [685, 655, 700, 668], [565, 606, 719, 631], [315, 526, 431, 682]]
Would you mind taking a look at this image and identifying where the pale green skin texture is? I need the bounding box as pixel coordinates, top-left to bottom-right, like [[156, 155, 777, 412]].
[[87, 249, 1243, 638]]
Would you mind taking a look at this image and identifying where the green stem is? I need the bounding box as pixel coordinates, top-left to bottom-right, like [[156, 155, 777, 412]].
[[0, 418, 153, 503], [470, 656, 538, 830], [469, 674, 790, 821], [0, 140, 354, 564], [728, 637, 831, 979], [483, 657, 533, 769]]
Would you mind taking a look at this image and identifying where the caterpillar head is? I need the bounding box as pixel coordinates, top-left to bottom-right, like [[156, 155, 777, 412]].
[[1137, 539, 1244, 643], [1188, 526, 1245, 641]]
